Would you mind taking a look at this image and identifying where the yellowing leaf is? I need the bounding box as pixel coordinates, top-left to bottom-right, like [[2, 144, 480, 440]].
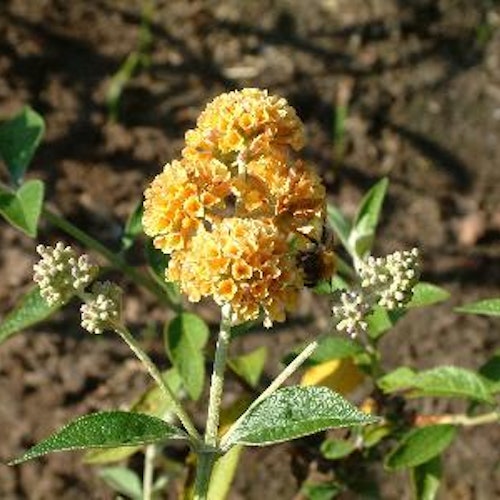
[[301, 358, 364, 395]]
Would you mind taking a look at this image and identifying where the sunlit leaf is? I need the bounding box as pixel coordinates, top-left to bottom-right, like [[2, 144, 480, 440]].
[[349, 178, 388, 258], [224, 386, 378, 447], [84, 369, 183, 464], [455, 298, 500, 317], [407, 282, 450, 308], [10, 411, 187, 465], [378, 366, 493, 403]]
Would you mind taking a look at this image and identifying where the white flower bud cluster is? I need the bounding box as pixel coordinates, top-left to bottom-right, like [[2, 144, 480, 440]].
[[33, 242, 98, 306], [332, 291, 370, 338], [80, 281, 122, 334], [359, 248, 419, 310]]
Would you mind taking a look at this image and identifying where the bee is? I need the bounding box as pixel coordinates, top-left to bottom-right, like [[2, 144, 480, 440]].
[[296, 223, 336, 287]]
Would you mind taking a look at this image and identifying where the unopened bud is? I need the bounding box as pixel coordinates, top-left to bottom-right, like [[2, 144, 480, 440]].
[[80, 281, 122, 334], [33, 243, 98, 306]]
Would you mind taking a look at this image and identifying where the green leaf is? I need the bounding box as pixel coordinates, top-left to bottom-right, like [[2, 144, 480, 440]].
[[121, 201, 143, 251], [0, 180, 44, 236], [0, 106, 45, 184], [224, 386, 378, 447], [377, 367, 417, 393], [349, 178, 388, 258], [284, 335, 362, 367], [0, 286, 61, 345], [385, 425, 456, 470], [366, 306, 405, 340], [479, 350, 500, 393], [407, 283, 450, 308], [320, 438, 355, 460], [165, 313, 209, 401], [84, 369, 183, 464], [378, 366, 493, 403], [411, 366, 493, 403], [455, 298, 500, 317], [207, 445, 243, 500], [228, 347, 267, 388], [98, 466, 143, 500], [10, 411, 187, 465], [301, 481, 342, 500], [411, 456, 442, 500], [327, 203, 351, 252]]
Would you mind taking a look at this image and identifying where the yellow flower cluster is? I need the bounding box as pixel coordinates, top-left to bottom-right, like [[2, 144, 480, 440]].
[[168, 219, 301, 327], [143, 89, 328, 326]]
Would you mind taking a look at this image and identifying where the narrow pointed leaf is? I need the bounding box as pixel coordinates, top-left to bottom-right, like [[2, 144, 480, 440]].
[[0, 106, 45, 184], [10, 411, 187, 465], [349, 178, 388, 258], [84, 369, 183, 464], [225, 386, 378, 447], [0, 180, 44, 236], [455, 298, 500, 317], [411, 456, 442, 500], [327, 203, 351, 252], [385, 425, 456, 470], [165, 313, 209, 401], [408, 282, 450, 308], [0, 286, 61, 344]]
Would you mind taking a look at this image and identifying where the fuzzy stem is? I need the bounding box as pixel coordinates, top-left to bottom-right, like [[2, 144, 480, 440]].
[[220, 339, 318, 451], [143, 444, 156, 500], [414, 411, 500, 427], [113, 324, 200, 441], [193, 304, 232, 500]]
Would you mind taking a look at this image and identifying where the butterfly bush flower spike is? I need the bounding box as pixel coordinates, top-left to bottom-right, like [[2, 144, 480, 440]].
[[143, 88, 328, 328], [33, 242, 98, 306], [80, 281, 123, 334]]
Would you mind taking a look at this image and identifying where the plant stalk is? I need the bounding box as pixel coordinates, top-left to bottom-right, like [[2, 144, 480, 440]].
[[113, 324, 200, 441], [414, 411, 500, 427], [143, 444, 156, 500], [193, 304, 233, 500]]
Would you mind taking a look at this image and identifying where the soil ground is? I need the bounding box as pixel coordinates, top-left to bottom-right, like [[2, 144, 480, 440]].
[[1, 1, 500, 499]]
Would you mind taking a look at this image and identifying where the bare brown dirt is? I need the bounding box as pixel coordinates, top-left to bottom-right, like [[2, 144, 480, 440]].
[[1, 1, 500, 499]]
